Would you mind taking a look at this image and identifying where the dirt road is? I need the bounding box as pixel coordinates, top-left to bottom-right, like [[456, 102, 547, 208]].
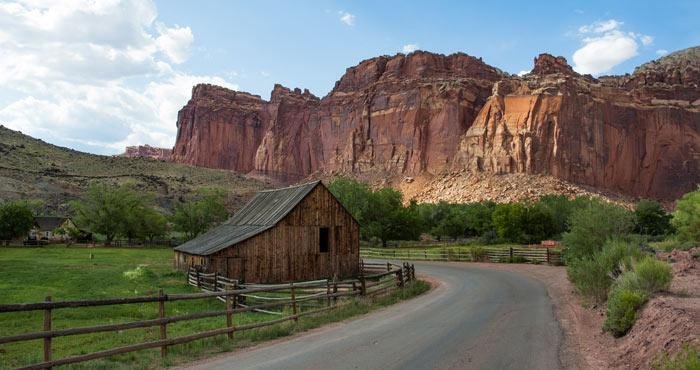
[[184, 261, 562, 370]]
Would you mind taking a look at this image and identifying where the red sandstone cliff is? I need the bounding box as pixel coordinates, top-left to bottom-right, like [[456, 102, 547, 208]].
[[171, 48, 700, 201]]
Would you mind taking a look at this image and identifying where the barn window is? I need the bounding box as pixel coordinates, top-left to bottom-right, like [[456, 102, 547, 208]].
[[319, 227, 330, 253]]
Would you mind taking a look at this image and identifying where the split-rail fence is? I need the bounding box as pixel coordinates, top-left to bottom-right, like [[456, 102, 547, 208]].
[[361, 246, 563, 265], [0, 261, 415, 369]]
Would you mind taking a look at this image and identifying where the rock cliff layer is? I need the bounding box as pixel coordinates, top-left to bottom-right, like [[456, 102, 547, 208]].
[[172, 48, 700, 201]]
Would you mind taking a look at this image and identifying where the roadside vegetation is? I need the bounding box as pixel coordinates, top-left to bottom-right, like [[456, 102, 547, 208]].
[[0, 246, 429, 368], [564, 187, 699, 337]]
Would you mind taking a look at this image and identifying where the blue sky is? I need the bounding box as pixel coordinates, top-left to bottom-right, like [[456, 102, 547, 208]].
[[0, 0, 698, 154]]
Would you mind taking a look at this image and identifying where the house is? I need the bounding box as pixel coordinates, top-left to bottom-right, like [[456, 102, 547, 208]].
[[174, 181, 360, 283], [29, 217, 76, 242]]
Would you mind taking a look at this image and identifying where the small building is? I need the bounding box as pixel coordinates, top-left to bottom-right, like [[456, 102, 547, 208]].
[[174, 181, 360, 283], [29, 217, 76, 242]]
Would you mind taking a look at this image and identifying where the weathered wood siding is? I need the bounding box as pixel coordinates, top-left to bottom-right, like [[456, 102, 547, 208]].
[[176, 184, 359, 283]]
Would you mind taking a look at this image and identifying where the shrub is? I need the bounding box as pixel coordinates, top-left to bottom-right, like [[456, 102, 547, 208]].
[[567, 239, 642, 303], [651, 237, 695, 252], [563, 200, 635, 262], [603, 287, 648, 337], [629, 256, 672, 294], [652, 344, 700, 370], [470, 246, 488, 262], [671, 188, 700, 244], [568, 256, 612, 303], [634, 200, 673, 236]]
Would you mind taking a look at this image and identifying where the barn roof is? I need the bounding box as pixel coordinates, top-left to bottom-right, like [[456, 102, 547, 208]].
[[174, 181, 321, 255], [34, 216, 71, 231]]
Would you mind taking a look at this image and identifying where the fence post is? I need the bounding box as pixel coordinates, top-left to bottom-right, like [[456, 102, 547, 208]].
[[290, 282, 298, 322], [158, 289, 167, 358], [225, 287, 234, 339], [196, 271, 201, 288], [397, 268, 404, 287], [214, 272, 218, 291], [43, 296, 52, 369], [509, 247, 513, 261], [386, 262, 391, 272], [411, 264, 416, 280], [326, 279, 332, 307], [546, 248, 551, 264], [332, 279, 338, 305]]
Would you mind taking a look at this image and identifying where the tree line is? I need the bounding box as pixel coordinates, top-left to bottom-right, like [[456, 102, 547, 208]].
[[329, 178, 687, 246], [0, 183, 230, 245]]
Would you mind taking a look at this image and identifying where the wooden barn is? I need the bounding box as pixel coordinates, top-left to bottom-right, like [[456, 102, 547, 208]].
[[173, 181, 360, 283]]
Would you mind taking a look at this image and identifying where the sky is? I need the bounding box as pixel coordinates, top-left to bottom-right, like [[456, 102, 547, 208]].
[[0, 0, 698, 155]]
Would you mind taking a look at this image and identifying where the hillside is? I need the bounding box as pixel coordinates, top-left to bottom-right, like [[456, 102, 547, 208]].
[[0, 126, 268, 214], [171, 47, 700, 203]]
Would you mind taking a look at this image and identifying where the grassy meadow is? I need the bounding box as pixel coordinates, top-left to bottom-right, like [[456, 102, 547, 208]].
[[0, 245, 429, 369]]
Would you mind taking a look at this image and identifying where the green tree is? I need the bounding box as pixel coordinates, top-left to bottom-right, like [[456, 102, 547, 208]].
[[328, 177, 372, 225], [671, 188, 700, 243], [520, 204, 556, 244], [492, 203, 526, 242], [140, 208, 169, 244], [172, 188, 228, 240], [634, 200, 672, 236], [562, 200, 635, 261], [72, 183, 161, 245], [0, 201, 35, 242]]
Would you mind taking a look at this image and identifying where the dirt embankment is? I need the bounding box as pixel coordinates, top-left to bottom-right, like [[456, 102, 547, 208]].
[[476, 250, 699, 369]]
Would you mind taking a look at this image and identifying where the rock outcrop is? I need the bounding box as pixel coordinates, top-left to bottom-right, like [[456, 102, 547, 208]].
[[171, 47, 700, 201], [122, 145, 172, 161]]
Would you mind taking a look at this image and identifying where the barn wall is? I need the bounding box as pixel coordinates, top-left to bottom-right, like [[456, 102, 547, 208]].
[[174, 251, 210, 271], [210, 185, 360, 283]]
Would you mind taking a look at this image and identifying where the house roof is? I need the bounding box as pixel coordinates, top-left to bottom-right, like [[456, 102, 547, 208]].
[[174, 181, 321, 255], [34, 216, 71, 231]]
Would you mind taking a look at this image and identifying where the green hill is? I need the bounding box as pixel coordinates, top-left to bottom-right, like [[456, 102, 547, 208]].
[[0, 125, 268, 214]]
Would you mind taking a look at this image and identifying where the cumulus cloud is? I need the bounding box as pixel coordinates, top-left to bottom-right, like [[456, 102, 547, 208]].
[[402, 43, 419, 53], [339, 11, 355, 26], [572, 19, 653, 75], [656, 49, 669, 56], [0, 0, 235, 154]]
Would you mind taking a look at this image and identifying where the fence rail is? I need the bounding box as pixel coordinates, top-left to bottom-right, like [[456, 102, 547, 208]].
[[0, 261, 415, 369], [360, 246, 563, 265]]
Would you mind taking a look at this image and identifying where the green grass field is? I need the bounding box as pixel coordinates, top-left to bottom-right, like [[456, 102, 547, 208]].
[[0, 246, 429, 369]]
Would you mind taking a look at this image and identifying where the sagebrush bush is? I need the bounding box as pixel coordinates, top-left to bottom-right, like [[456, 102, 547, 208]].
[[603, 286, 648, 337], [567, 239, 642, 303], [630, 256, 672, 294]]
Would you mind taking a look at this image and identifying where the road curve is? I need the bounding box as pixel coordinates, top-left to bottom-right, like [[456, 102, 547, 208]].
[[185, 261, 562, 370]]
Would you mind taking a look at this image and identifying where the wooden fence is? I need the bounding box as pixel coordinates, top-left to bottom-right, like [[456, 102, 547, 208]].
[[0, 261, 415, 369], [361, 246, 563, 265]]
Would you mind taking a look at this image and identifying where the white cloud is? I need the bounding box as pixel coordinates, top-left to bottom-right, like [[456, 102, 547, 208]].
[[517, 70, 529, 76], [572, 19, 653, 75], [339, 11, 355, 26], [656, 49, 669, 56], [402, 43, 419, 53], [260, 70, 271, 78], [578, 19, 623, 34], [0, 0, 235, 154], [155, 23, 193, 64]]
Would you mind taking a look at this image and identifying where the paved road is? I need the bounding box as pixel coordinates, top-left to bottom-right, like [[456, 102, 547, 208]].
[[187, 261, 562, 370]]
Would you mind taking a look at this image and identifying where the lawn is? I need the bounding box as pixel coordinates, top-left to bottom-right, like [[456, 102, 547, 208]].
[[0, 245, 429, 369]]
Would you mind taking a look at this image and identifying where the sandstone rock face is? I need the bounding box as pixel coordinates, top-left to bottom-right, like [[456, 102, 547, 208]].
[[122, 145, 171, 161], [172, 48, 700, 201]]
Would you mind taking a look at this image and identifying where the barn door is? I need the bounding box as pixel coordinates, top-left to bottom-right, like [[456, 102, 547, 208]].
[[227, 257, 245, 282]]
